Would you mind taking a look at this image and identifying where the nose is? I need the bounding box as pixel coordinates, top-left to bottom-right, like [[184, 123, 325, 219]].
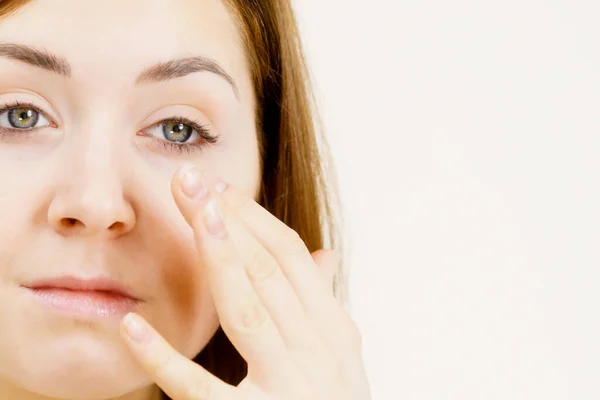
[[47, 155, 136, 239]]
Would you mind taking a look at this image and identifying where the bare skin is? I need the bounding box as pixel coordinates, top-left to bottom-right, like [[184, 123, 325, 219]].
[[0, 1, 370, 399]]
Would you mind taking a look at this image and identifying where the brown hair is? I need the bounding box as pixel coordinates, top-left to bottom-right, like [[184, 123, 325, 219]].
[[0, 0, 347, 395]]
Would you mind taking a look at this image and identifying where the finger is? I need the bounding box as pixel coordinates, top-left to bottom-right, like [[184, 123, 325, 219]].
[[220, 183, 339, 313], [178, 171, 361, 358], [174, 168, 329, 306], [192, 178, 340, 387], [206, 195, 335, 368], [311, 249, 338, 287], [171, 167, 303, 393], [211, 178, 335, 305], [120, 312, 238, 400], [195, 185, 336, 395]]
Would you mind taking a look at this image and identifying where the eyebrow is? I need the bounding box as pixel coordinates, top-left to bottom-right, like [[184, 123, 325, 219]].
[[0, 43, 71, 76], [0, 43, 239, 99], [136, 57, 239, 99]]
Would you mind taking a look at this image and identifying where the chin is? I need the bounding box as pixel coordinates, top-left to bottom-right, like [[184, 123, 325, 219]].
[[0, 283, 212, 400], [0, 328, 154, 400]]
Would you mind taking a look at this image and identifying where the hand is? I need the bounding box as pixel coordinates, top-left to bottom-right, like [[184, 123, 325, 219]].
[[119, 166, 372, 400]]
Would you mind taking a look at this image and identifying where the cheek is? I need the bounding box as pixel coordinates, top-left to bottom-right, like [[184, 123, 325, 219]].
[[0, 183, 46, 281], [158, 250, 220, 357], [136, 208, 220, 357], [214, 131, 262, 200]]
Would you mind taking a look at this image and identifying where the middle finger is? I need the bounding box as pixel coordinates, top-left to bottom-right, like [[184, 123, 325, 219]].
[[196, 177, 337, 377], [172, 167, 305, 393]]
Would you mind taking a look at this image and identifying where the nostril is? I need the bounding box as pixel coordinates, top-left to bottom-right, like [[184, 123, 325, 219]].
[[54, 218, 129, 236], [108, 221, 125, 231], [62, 218, 79, 227]]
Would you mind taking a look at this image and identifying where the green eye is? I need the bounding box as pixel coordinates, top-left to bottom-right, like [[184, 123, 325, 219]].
[[8, 107, 39, 129], [162, 121, 193, 143], [140, 116, 219, 155], [0, 104, 51, 130]]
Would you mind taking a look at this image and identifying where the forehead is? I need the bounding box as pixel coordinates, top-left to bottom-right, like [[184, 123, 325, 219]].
[[0, 0, 249, 92]]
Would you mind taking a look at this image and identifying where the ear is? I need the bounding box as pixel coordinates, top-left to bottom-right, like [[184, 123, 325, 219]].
[[311, 249, 339, 287]]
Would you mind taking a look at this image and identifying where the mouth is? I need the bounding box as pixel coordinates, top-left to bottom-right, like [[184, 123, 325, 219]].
[[21, 276, 141, 319]]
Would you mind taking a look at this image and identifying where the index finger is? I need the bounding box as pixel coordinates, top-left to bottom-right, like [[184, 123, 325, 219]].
[[120, 312, 239, 400]]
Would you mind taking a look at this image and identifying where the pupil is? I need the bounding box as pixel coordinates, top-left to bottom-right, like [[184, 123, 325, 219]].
[[19, 110, 32, 121]]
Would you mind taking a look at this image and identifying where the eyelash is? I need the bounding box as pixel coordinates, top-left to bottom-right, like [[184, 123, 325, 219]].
[[140, 116, 220, 156], [0, 101, 42, 121], [0, 102, 220, 155], [0, 101, 54, 139]]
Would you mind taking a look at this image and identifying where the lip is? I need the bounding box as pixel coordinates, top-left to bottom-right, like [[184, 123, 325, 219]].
[[21, 275, 141, 319], [23, 275, 139, 299]]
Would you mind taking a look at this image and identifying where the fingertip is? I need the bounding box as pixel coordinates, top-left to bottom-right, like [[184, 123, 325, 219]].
[[175, 163, 196, 183], [122, 312, 151, 345], [312, 249, 338, 269], [171, 164, 194, 198], [171, 165, 210, 227], [171, 164, 192, 201]]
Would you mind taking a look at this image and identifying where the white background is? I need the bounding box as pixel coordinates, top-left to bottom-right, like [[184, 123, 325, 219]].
[[294, 1, 600, 399]]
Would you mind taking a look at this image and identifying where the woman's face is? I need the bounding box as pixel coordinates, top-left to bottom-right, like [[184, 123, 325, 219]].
[[0, 0, 260, 398]]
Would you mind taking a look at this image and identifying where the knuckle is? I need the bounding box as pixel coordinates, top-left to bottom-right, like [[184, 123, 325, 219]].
[[246, 250, 279, 283], [346, 317, 363, 346], [184, 380, 211, 400], [281, 227, 307, 256], [299, 335, 325, 356], [295, 336, 340, 376], [213, 249, 239, 271], [340, 315, 364, 350], [236, 300, 269, 332], [150, 350, 174, 382], [350, 330, 363, 353]]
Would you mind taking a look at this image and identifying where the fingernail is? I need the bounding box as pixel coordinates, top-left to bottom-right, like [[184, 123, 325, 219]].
[[202, 169, 228, 193], [215, 180, 228, 193], [204, 198, 227, 239], [179, 166, 208, 201], [123, 313, 150, 343]]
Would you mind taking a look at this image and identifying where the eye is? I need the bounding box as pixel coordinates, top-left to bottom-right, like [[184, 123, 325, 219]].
[[0, 105, 51, 130], [138, 116, 220, 155], [142, 117, 218, 146], [159, 121, 195, 143]]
